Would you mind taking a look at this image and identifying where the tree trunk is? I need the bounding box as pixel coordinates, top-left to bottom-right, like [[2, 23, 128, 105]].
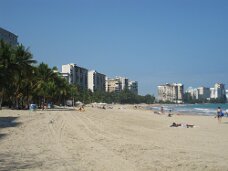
[[0, 95, 3, 110], [0, 90, 4, 110], [16, 98, 19, 109]]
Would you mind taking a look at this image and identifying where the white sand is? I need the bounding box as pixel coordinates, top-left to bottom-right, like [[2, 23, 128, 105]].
[[0, 105, 228, 171]]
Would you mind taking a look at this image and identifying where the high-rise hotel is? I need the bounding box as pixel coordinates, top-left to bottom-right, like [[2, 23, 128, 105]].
[[106, 77, 138, 95], [88, 70, 106, 92], [157, 83, 184, 103], [61, 63, 88, 89]]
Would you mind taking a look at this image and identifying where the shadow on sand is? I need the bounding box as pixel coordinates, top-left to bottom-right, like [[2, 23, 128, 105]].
[[0, 152, 43, 170], [0, 133, 7, 139], [0, 117, 21, 128], [0, 117, 22, 141]]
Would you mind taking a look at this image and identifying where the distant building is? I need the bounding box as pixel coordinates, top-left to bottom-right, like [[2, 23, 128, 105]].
[[0, 27, 18, 46], [226, 90, 228, 100], [197, 87, 210, 100], [210, 88, 216, 99], [157, 83, 184, 103], [210, 83, 226, 99], [106, 78, 122, 93], [61, 63, 88, 89], [186, 87, 199, 100], [106, 76, 138, 94], [128, 81, 138, 95], [117, 77, 129, 90], [88, 70, 106, 92]]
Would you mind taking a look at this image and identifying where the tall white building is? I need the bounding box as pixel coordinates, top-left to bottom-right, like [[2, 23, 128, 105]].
[[61, 63, 88, 89], [114, 77, 129, 90], [0, 27, 18, 46], [186, 87, 199, 100], [88, 70, 106, 92], [210, 83, 226, 99], [157, 83, 184, 103], [186, 86, 210, 100], [210, 88, 216, 99]]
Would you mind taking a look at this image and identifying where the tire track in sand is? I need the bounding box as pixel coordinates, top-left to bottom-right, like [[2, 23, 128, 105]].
[[47, 112, 77, 171], [66, 112, 137, 171]]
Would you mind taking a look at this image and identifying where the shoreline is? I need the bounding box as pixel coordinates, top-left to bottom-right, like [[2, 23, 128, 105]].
[[144, 103, 228, 117]]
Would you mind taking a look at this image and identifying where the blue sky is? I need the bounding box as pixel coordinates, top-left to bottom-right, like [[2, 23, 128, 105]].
[[1, 0, 228, 95]]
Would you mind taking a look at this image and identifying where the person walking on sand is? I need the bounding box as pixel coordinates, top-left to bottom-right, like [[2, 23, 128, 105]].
[[216, 107, 223, 123], [161, 106, 164, 114]]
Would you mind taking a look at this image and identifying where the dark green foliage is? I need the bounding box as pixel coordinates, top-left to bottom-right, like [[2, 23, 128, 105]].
[[83, 89, 155, 104]]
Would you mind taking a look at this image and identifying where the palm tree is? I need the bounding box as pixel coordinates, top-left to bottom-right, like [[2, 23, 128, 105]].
[[33, 63, 58, 107], [0, 40, 14, 109], [12, 44, 36, 108]]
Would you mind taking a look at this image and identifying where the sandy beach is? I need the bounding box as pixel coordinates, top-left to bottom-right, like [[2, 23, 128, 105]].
[[0, 105, 228, 171]]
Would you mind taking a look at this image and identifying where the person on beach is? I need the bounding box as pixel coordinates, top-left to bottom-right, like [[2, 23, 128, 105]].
[[79, 105, 85, 112], [170, 122, 194, 128], [168, 109, 172, 117], [216, 107, 223, 123], [161, 106, 164, 114]]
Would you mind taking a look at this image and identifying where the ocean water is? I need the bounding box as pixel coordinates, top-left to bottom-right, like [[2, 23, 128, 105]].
[[148, 103, 228, 116]]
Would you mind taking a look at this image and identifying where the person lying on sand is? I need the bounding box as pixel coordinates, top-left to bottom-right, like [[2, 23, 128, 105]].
[[170, 122, 195, 128], [79, 106, 85, 112]]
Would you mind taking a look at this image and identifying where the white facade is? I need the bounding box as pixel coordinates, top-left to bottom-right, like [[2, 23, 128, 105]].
[[157, 83, 184, 103], [116, 77, 129, 90], [61, 63, 88, 89], [0, 27, 18, 46], [187, 87, 210, 100], [88, 70, 106, 92], [210, 83, 226, 99]]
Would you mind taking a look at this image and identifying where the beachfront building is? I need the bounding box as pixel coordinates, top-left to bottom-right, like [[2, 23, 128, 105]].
[[210, 88, 216, 99], [128, 81, 138, 95], [61, 63, 88, 89], [210, 83, 226, 99], [198, 87, 210, 100], [0, 27, 18, 46], [157, 83, 184, 103], [226, 90, 228, 100], [191, 87, 211, 100], [88, 70, 106, 92], [106, 76, 138, 93], [106, 78, 122, 93], [186, 87, 199, 100], [117, 77, 129, 90]]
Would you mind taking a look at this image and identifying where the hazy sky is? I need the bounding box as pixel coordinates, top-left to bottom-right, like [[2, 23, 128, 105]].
[[1, 0, 228, 95]]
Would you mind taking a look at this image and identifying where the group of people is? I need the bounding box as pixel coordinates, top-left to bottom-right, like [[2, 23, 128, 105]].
[[160, 107, 173, 117], [170, 122, 195, 128], [163, 106, 227, 126]]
